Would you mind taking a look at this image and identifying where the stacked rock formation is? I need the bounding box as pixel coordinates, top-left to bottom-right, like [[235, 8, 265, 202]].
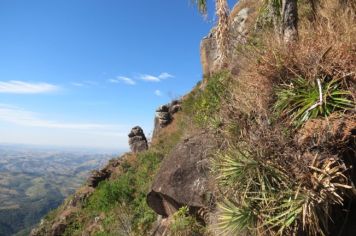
[[153, 100, 182, 140], [128, 126, 148, 153], [155, 100, 181, 128]]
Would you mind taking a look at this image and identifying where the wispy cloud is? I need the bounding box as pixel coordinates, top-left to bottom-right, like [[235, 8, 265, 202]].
[[0, 104, 116, 130], [109, 76, 136, 85], [154, 89, 162, 96], [71, 80, 98, 87], [140, 72, 174, 82], [71, 82, 85, 87], [158, 72, 174, 79], [0, 81, 59, 94]]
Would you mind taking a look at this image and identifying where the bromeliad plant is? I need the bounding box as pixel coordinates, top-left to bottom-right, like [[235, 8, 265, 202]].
[[214, 147, 353, 236], [274, 76, 354, 127]]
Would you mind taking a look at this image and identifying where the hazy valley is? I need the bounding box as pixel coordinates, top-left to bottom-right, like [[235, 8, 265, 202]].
[[0, 145, 117, 236]]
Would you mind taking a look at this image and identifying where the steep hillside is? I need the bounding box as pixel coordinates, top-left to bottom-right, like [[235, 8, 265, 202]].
[[31, 0, 355, 235]]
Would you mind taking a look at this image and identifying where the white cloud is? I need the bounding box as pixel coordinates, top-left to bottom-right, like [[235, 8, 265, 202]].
[[117, 76, 136, 85], [109, 76, 136, 85], [108, 79, 119, 84], [140, 72, 174, 82], [0, 104, 115, 130], [71, 82, 85, 87], [140, 75, 161, 82], [0, 81, 59, 94], [154, 90, 162, 96], [158, 72, 174, 79], [71, 81, 99, 87]]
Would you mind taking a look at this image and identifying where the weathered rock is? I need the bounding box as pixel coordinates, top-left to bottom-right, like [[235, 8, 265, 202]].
[[154, 100, 182, 131], [87, 170, 110, 188], [150, 216, 171, 236], [200, 1, 258, 77], [200, 30, 219, 78], [156, 105, 172, 127], [87, 159, 121, 188], [128, 126, 148, 153], [51, 222, 67, 236], [147, 132, 220, 218]]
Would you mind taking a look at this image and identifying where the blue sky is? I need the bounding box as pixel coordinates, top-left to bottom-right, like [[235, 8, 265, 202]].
[[0, 0, 235, 151]]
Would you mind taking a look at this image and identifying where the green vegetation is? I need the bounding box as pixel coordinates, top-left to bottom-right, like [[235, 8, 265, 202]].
[[275, 77, 354, 127], [83, 151, 163, 234], [169, 206, 206, 236], [182, 72, 230, 128], [215, 146, 352, 236], [51, 124, 185, 236]]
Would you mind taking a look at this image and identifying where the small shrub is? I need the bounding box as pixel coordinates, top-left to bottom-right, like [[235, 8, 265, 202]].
[[169, 206, 205, 236], [87, 175, 134, 212]]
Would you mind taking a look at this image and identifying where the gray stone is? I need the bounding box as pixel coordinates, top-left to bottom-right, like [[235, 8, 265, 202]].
[[147, 132, 220, 217], [128, 126, 148, 153]]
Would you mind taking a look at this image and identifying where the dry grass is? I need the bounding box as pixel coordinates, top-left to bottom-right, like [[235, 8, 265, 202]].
[[228, 0, 356, 123], [212, 1, 356, 235]]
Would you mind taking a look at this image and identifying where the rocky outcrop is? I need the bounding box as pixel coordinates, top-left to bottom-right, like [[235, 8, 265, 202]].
[[87, 158, 121, 187], [200, 0, 258, 77], [147, 131, 220, 219], [153, 100, 182, 139], [155, 100, 181, 128], [128, 126, 148, 153]]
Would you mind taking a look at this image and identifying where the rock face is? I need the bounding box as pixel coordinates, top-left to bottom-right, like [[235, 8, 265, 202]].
[[128, 126, 148, 153], [147, 132, 219, 218], [200, 1, 258, 77]]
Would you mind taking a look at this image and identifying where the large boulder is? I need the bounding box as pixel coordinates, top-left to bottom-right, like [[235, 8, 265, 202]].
[[128, 126, 148, 153], [147, 132, 220, 218]]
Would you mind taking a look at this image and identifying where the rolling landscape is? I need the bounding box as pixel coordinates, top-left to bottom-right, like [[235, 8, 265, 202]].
[[0, 145, 116, 236]]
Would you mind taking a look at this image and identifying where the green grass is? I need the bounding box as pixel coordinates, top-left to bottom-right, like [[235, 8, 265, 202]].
[[182, 71, 230, 129], [83, 151, 163, 234]]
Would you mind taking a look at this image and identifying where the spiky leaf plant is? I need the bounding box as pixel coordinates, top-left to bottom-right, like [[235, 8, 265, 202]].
[[214, 149, 290, 193], [218, 200, 257, 235], [215, 148, 353, 236], [274, 76, 354, 127]]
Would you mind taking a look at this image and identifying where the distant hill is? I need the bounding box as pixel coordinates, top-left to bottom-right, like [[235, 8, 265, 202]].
[[0, 145, 116, 236]]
